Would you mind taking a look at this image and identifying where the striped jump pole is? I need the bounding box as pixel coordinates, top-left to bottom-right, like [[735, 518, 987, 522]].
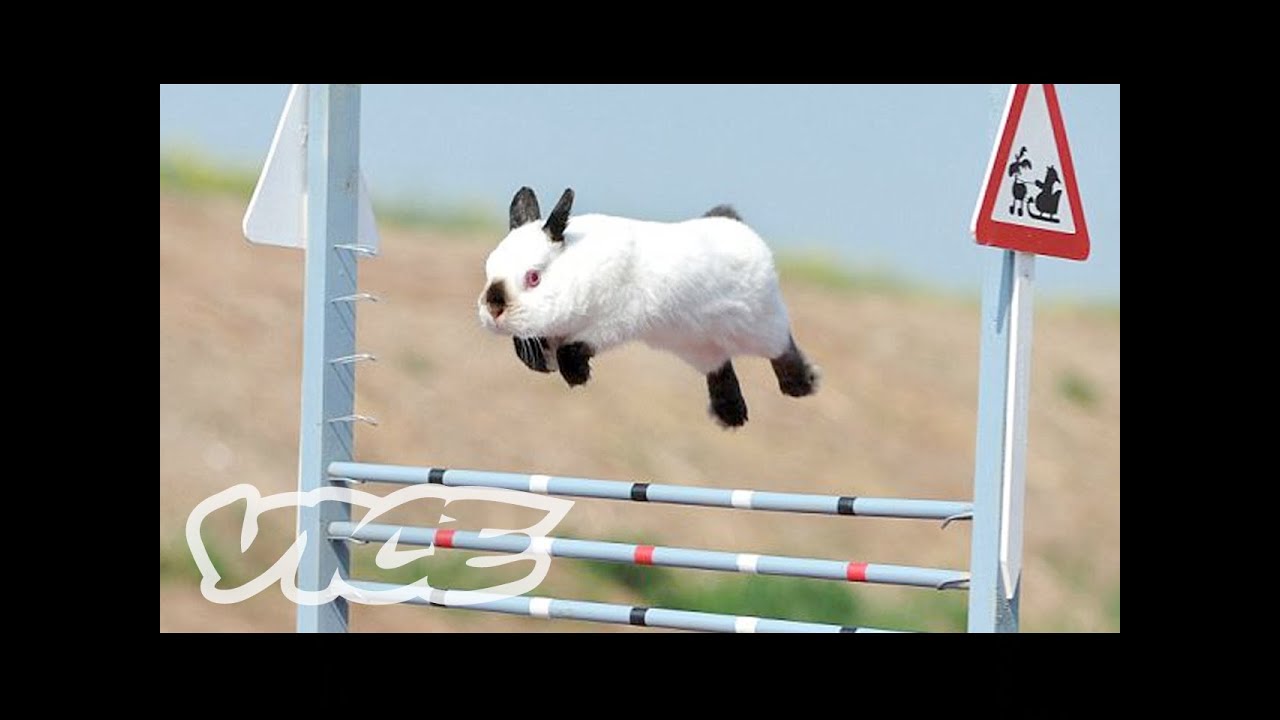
[[331, 522, 970, 590], [348, 581, 903, 633], [328, 462, 973, 523]]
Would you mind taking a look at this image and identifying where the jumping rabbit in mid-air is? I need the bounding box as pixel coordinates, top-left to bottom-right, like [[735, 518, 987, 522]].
[[478, 186, 820, 428]]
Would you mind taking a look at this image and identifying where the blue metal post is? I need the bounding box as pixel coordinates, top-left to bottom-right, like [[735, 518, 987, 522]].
[[968, 249, 1034, 632], [296, 84, 362, 633]]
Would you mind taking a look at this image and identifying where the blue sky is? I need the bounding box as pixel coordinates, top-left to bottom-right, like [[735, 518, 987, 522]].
[[160, 84, 1119, 301]]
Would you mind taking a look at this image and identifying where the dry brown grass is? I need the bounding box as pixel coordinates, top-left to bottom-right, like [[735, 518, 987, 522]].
[[159, 191, 1119, 633]]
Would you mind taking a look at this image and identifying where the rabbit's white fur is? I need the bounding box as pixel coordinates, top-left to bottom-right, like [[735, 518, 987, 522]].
[[479, 212, 793, 374]]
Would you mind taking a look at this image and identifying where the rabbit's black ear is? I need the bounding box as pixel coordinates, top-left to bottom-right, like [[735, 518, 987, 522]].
[[544, 188, 574, 243], [510, 187, 541, 230]]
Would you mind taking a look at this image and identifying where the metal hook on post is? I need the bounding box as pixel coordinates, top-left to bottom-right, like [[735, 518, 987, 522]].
[[327, 414, 380, 427], [335, 243, 378, 257], [940, 511, 973, 530], [331, 292, 381, 304], [330, 353, 378, 366]]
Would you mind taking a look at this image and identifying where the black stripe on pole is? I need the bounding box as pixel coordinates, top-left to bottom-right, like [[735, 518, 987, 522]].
[[630, 482, 650, 501], [428, 468, 446, 484], [837, 496, 857, 515], [629, 607, 649, 626]]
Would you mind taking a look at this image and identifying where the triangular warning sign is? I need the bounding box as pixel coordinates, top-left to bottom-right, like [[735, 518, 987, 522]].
[[971, 84, 1089, 261], [243, 84, 380, 252]]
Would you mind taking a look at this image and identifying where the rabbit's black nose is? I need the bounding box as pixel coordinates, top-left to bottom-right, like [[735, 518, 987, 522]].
[[485, 281, 507, 318]]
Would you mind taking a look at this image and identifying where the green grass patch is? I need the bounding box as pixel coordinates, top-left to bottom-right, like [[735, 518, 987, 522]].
[[581, 558, 965, 632], [349, 545, 532, 590], [398, 351, 433, 377], [775, 250, 941, 300], [1058, 370, 1100, 409], [374, 198, 498, 235], [773, 249, 972, 304], [159, 539, 202, 583], [1105, 583, 1120, 631], [160, 147, 500, 234], [162, 525, 523, 595], [160, 148, 258, 198], [159, 534, 243, 588]]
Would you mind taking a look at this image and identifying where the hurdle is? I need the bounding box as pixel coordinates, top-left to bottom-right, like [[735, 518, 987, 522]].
[[348, 581, 896, 633], [244, 84, 1055, 633], [328, 462, 974, 521], [328, 521, 970, 589]]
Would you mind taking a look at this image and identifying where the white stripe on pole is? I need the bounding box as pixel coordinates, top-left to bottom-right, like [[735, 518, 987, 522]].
[[529, 597, 552, 619]]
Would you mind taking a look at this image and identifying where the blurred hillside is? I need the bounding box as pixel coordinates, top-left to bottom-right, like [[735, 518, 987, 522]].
[[159, 157, 1119, 632]]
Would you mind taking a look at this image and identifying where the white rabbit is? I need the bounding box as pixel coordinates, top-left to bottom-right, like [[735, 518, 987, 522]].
[[478, 187, 819, 427]]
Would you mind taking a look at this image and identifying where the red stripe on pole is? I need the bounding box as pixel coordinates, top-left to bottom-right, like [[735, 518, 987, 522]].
[[635, 545, 656, 565], [846, 562, 868, 582], [435, 529, 456, 549]]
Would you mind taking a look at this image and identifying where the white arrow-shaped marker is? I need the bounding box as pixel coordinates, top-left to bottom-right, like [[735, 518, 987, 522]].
[[242, 84, 380, 252]]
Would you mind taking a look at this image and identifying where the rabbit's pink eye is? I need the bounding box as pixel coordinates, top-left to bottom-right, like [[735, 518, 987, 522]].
[[524, 269, 541, 289]]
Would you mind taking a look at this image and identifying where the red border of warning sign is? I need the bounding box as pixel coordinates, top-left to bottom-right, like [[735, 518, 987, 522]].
[[971, 84, 1090, 261]]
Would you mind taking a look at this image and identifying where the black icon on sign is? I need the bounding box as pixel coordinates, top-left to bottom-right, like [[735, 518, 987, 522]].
[[1007, 146, 1064, 224], [1007, 147, 1032, 216]]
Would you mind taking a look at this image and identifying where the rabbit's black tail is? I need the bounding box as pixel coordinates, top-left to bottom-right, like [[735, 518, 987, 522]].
[[703, 204, 743, 223]]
